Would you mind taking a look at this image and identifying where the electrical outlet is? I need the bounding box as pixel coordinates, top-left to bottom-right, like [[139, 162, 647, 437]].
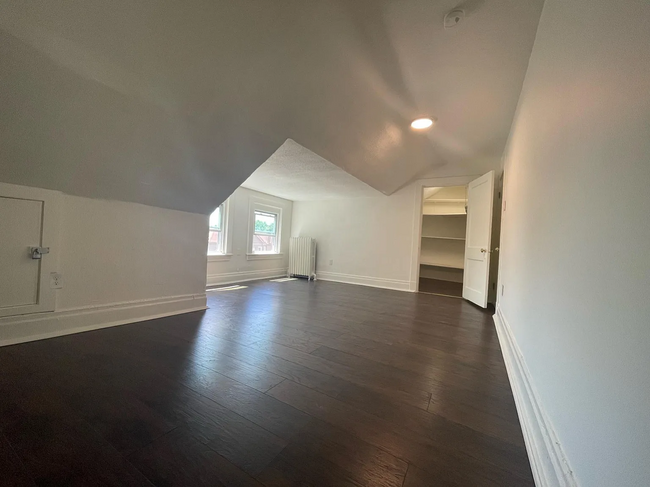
[[50, 272, 63, 289], [501, 284, 505, 296], [329, 259, 333, 266]]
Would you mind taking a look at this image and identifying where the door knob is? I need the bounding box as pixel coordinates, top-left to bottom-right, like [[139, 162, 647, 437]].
[[480, 248, 487, 253]]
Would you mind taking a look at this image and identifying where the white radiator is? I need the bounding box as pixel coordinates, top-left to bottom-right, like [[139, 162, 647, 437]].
[[288, 237, 317, 280]]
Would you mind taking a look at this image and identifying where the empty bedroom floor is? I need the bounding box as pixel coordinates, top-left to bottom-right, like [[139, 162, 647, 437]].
[[0, 280, 533, 486]]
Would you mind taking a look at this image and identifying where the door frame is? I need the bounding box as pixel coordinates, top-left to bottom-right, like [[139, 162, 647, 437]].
[[408, 176, 477, 293], [0, 182, 62, 317]]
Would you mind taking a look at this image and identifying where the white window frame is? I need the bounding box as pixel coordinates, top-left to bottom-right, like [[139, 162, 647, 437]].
[[247, 200, 283, 260], [207, 198, 232, 261]]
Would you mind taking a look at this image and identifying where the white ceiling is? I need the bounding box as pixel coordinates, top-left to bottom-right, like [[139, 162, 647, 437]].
[[0, 0, 544, 213], [242, 139, 381, 201]]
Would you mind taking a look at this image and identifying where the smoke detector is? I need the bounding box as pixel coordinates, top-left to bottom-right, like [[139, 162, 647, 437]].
[[444, 9, 465, 29]]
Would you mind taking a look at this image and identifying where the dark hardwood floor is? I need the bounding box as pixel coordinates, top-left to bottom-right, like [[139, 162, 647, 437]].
[[0, 279, 533, 486], [418, 277, 463, 298]]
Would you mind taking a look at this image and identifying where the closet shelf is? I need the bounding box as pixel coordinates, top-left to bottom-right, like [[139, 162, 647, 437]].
[[424, 198, 466, 203], [420, 261, 464, 270], [421, 236, 465, 241]]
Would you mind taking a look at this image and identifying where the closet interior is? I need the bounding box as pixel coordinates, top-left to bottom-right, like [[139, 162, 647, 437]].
[[419, 186, 467, 297]]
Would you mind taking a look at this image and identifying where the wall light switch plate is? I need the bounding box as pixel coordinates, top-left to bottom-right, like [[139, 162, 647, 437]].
[[50, 272, 63, 289]]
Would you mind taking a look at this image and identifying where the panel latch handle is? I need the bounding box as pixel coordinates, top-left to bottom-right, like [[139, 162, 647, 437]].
[[30, 247, 50, 260]]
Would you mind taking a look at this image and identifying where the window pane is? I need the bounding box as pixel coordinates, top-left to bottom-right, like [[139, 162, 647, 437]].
[[207, 229, 223, 255], [254, 211, 276, 235], [209, 205, 222, 231], [252, 234, 277, 254]]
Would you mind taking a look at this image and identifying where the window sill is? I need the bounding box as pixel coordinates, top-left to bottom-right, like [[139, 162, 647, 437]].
[[208, 253, 233, 262], [246, 253, 284, 261]]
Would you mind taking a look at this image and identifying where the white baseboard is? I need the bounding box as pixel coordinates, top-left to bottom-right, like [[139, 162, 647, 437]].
[[317, 271, 412, 292], [493, 307, 578, 487], [206, 268, 287, 287], [0, 293, 207, 347]]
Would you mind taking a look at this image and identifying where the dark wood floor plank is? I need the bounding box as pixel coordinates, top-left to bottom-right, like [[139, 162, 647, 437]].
[[89, 367, 288, 475], [418, 277, 463, 298], [247, 338, 439, 402], [402, 462, 467, 487], [128, 427, 264, 487], [318, 330, 507, 375], [267, 379, 533, 486], [195, 349, 287, 392], [2, 391, 153, 486], [178, 362, 311, 440], [192, 338, 352, 398], [311, 345, 513, 413], [272, 418, 409, 487], [0, 279, 533, 486], [333, 377, 524, 447], [256, 454, 360, 487], [157, 322, 434, 411], [0, 434, 35, 487], [138, 380, 287, 475]]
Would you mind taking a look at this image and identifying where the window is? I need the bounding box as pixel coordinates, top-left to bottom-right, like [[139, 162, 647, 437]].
[[246, 200, 282, 259], [252, 210, 278, 254], [208, 203, 225, 255]]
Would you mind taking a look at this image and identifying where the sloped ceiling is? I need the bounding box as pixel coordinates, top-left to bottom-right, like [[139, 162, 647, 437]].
[[242, 139, 381, 201], [0, 0, 544, 214]]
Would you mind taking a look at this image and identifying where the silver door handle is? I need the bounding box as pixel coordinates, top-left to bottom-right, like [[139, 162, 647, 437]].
[[480, 248, 487, 253], [30, 247, 50, 260]]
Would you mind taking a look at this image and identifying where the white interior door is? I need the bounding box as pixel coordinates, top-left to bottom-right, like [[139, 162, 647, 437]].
[[462, 171, 495, 308], [0, 186, 59, 318]]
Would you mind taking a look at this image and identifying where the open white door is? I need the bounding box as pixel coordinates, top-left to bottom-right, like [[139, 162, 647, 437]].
[[462, 171, 495, 308]]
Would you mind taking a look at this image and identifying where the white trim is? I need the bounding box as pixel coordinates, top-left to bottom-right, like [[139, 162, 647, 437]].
[[493, 307, 578, 487], [222, 197, 234, 254], [207, 253, 233, 262], [206, 268, 287, 287], [317, 271, 412, 292], [0, 293, 207, 347], [246, 252, 284, 261]]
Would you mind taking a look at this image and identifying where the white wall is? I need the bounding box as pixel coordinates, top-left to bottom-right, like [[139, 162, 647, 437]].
[[0, 189, 207, 345], [291, 176, 477, 292], [291, 187, 416, 291], [59, 195, 207, 309], [206, 187, 292, 286], [498, 0, 650, 485]]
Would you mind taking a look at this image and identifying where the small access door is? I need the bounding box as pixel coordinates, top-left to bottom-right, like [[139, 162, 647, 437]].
[[462, 171, 495, 308], [0, 186, 58, 318]]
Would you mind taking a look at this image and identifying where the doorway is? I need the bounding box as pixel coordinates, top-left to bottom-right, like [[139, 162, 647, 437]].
[[414, 171, 498, 308], [418, 186, 467, 298]]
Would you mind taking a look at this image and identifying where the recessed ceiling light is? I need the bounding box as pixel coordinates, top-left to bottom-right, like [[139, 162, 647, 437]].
[[411, 118, 434, 130]]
